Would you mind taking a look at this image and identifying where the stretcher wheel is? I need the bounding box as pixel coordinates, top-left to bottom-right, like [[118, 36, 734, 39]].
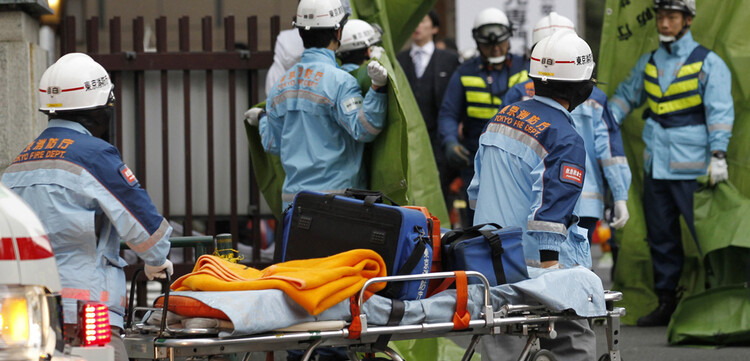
[[597, 354, 619, 361], [529, 349, 557, 361]]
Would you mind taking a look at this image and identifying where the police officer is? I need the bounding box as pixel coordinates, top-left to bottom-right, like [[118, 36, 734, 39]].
[[1, 53, 173, 361], [504, 13, 632, 242], [437, 7, 529, 227], [608, 0, 733, 326], [470, 29, 597, 360]]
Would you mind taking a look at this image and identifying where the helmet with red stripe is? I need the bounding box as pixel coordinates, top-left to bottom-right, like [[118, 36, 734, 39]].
[[38, 53, 113, 113], [529, 30, 594, 82]]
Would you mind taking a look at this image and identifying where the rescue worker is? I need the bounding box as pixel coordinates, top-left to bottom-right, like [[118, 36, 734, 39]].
[[248, 0, 388, 212], [608, 0, 733, 326], [337, 19, 383, 73], [1, 53, 173, 361], [503, 12, 632, 242], [469, 29, 596, 360], [265, 0, 353, 95], [436, 7, 529, 227]]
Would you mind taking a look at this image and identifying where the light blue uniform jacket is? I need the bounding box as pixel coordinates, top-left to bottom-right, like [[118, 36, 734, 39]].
[[608, 31, 733, 179], [2, 120, 171, 329], [504, 83, 631, 219], [261, 48, 387, 207], [468, 96, 591, 269]]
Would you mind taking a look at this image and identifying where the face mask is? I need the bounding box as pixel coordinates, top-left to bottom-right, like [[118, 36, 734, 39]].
[[659, 34, 677, 43], [567, 80, 595, 112], [486, 55, 506, 64]]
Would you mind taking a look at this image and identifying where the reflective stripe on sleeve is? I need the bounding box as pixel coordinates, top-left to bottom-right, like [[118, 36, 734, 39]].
[[126, 218, 169, 253], [61, 288, 91, 301], [99, 291, 110, 302], [357, 108, 381, 136], [708, 123, 732, 132], [670, 161, 706, 169], [527, 220, 567, 234], [581, 192, 604, 201], [601, 156, 629, 167]]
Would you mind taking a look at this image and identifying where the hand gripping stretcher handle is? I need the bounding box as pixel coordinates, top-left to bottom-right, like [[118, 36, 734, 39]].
[[125, 267, 172, 338]]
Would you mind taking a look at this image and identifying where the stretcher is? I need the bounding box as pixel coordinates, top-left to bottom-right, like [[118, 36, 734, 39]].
[[123, 267, 624, 361]]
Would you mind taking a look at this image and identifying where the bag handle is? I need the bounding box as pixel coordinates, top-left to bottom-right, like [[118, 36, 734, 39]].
[[480, 230, 507, 285], [343, 188, 400, 206], [442, 223, 502, 246]]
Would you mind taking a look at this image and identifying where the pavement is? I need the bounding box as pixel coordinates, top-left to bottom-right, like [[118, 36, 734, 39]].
[[590, 245, 750, 361]]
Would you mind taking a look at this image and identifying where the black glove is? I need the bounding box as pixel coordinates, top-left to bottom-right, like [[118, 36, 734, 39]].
[[445, 141, 471, 169]]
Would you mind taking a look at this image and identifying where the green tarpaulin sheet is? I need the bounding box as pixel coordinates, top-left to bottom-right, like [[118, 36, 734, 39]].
[[245, 0, 447, 223], [599, 0, 750, 341]]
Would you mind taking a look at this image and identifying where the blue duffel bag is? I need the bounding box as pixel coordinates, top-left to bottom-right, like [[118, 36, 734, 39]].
[[275, 190, 433, 301], [442, 223, 529, 286]]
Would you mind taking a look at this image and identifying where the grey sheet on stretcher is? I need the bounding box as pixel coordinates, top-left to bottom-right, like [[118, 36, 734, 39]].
[[166, 266, 605, 337]]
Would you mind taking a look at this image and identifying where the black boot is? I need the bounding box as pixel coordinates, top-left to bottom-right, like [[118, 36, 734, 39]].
[[637, 289, 677, 327]]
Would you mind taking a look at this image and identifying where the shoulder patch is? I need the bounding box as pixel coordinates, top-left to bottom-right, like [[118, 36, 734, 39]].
[[341, 96, 363, 113], [560, 162, 584, 187], [119, 164, 139, 187]]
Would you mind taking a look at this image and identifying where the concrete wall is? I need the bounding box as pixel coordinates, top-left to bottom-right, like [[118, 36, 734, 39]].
[[0, 11, 48, 172]]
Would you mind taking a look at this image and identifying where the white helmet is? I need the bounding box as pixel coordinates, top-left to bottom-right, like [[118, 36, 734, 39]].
[[368, 22, 383, 47], [294, 0, 348, 30], [654, 0, 696, 16], [472, 8, 512, 44], [529, 30, 594, 82], [337, 19, 376, 54], [39, 53, 113, 113], [532, 12, 575, 46]]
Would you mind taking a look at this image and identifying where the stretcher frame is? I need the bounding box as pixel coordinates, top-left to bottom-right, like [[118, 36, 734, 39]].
[[123, 271, 624, 361]]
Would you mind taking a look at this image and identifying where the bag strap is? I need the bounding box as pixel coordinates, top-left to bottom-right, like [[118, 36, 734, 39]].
[[347, 295, 362, 339], [380, 231, 428, 299], [480, 229, 507, 285], [442, 223, 503, 246], [452, 271, 471, 330], [373, 299, 405, 350]]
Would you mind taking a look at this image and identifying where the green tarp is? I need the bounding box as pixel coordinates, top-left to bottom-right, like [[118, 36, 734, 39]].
[[246, 0, 448, 223], [599, 0, 750, 341]]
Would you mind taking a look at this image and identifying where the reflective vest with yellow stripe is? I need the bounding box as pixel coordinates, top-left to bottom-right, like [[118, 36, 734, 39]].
[[643, 45, 709, 127], [461, 67, 529, 121]]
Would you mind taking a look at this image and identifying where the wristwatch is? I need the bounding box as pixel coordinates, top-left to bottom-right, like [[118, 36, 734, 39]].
[[712, 151, 727, 159]]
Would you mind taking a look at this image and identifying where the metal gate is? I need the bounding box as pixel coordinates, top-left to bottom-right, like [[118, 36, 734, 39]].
[[60, 14, 281, 270]]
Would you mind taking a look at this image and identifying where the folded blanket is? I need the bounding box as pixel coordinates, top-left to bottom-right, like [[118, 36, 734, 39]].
[[171, 249, 387, 315]]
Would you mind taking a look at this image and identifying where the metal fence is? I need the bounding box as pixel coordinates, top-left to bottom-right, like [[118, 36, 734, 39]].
[[60, 14, 281, 271]]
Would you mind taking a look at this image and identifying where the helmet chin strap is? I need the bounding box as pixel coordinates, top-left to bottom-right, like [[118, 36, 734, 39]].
[[660, 22, 690, 45]]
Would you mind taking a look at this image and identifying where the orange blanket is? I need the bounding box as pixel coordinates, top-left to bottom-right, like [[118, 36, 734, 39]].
[[171, 249, 387, 315]]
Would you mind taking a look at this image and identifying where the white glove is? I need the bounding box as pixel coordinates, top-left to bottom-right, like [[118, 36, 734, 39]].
[[145, 260, 174, 281], [708, 156, 728, 185], [367, 61, 388, 87], [369, 46, 385, 60], [244, 108, 264, 127], [610, 200, 630, 229]]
